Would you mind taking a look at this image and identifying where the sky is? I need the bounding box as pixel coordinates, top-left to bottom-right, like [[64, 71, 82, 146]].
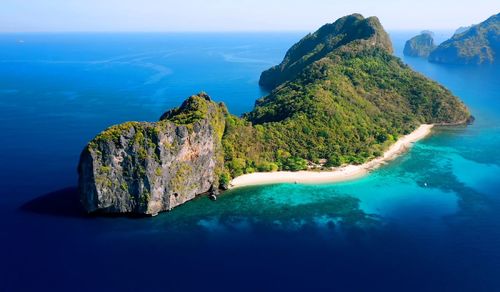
[[0, 0, 498, 32]]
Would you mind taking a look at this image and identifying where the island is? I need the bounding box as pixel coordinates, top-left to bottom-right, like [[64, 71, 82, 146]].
[[78, 14, 471, 216], [429, 12, 499, 65], [454, 26, 472, 35], [403, 31, 436, 58]]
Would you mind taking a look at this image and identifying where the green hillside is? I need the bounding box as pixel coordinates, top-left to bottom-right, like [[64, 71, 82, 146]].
[[429, 13, 499, 64]]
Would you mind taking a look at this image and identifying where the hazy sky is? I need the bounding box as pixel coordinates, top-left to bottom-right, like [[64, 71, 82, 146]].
[[1, 0, 498, 32]]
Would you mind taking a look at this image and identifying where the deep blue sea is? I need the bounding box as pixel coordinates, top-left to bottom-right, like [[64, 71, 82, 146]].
[[1, 31, 499, 291]]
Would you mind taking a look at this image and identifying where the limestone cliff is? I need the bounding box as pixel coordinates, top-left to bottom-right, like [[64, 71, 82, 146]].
[[78, 93, 226, 215], [403, 32, 436, 58], [79, 14, 471, 216]]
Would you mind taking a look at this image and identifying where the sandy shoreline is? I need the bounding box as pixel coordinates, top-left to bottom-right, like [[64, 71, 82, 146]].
[[229, 124, 434, 189]]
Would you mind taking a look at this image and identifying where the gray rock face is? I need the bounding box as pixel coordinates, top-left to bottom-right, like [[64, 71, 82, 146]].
[[403, 32, 436, 58], [78, 93, 226, 215]]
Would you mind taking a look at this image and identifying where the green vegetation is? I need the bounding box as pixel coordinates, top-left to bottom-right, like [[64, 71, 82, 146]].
[[89, 121, 141, 148], [160, 93, 210, 125], [85, 14, 471, 190], [429, 13, 499, 64], [218, 172, 231, 188], [276, 150, 308, 171], [221, 114, 271, 177], [247, 38, 469, 166], [403, 32, 436, 58], [139, 190, 150, 206], [224, 11, 470, 180], [259, 14, 393, 91], [256, 162, 279, 172], [120, 182, 128, 191], [170, 162, 194, 194]]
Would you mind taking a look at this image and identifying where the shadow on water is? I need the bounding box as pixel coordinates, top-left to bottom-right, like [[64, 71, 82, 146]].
[[19, 187, 88, 218], [20, 187, 156, 219]]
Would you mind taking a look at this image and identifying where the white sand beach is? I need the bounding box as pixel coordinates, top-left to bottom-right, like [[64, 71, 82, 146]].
[[229, 124, 434, 189]]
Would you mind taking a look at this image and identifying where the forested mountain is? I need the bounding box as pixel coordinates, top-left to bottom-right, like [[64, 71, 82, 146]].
[[404, 32, 436, 57], [79, 14, 470, 214], [429, 13, 499, 65]]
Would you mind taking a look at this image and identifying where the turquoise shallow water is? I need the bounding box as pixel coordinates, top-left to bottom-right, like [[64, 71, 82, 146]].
[[140, 126, 498, 234], [0, 31, 499, 291]]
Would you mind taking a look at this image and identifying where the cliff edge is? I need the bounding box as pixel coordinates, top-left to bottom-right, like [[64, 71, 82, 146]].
[[78, 93, 226, 215], [79, 14, 471, 216], [404, 32, 436, 58]]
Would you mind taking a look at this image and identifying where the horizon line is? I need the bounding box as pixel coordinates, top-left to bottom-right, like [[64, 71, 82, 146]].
[[0, 28, 458, 34]]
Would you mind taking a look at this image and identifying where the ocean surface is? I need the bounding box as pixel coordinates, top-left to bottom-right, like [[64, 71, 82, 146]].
[[0, 31, 499, 291]]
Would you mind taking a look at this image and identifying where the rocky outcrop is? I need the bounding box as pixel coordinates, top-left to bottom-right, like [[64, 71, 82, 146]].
[[454, 26, 472, 35], [429, 13, 499, 65], [78, 93, 226, 215], [79, 14, 471, 216], [404, 32, 436, 58], [258, 14, 393, 91]]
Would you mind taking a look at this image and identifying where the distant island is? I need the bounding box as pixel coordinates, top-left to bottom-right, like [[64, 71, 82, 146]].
[[403, 31, 436, 58], [79, 14, 470, 216], [429, 12, 499, 65], [454, 26, 472, 35]]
